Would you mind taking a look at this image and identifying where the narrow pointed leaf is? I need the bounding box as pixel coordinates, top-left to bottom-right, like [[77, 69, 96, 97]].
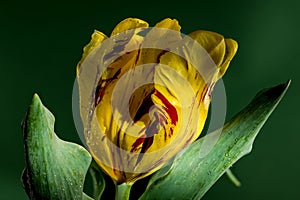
[[140, 80, 290, 200], [22, 94, 92, 200]]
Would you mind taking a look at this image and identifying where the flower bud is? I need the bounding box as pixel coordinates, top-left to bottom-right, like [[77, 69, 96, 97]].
[[76, 18, 238, 183]]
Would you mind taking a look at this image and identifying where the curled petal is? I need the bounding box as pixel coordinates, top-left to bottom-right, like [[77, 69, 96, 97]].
[[219, 39, 238, 77], [188, 30, 226, 67], [188, 30, 238, 81], [77, 30, 107, 72]]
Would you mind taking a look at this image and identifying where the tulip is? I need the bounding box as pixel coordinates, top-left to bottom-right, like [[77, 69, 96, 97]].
[[76, 18, 238, 184]]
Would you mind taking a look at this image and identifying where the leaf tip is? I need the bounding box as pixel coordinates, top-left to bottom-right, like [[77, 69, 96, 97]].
[[285, 79, 291, 89], [273, 79, 291, 100], [32, 93, 42, 106]]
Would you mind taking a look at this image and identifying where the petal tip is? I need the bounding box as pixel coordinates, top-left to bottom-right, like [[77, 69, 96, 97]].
[[111, 18, 149, 36]]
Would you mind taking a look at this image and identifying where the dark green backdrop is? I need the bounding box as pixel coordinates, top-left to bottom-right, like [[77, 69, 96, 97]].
[[1, 0, 299, 199]]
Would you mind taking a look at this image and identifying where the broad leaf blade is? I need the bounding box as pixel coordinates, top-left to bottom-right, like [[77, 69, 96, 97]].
[[140, 80, 290, 200], [22, 94, 92, 200]]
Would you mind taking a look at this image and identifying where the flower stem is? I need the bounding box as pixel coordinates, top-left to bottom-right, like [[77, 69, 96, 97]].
[[115, 182, 132, 200]]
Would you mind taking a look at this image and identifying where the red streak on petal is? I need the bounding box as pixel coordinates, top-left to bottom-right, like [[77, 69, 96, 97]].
[[198, 82, 216, 108], [201, 82, 215, 101], [154, 90, 178, 125], [130, 89, 179, 164], [133, 92, 154, 122], [200, 85, 208, 103], [113, 168, 117, 176], [95, 69, 121, 107], [184, 131, 196, 146], [112, 153, 118, 176], [207, 82, 215, 98], [131, 135, 146, 152]]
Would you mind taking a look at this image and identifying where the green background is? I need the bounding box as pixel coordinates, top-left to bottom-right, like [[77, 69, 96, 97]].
[[1, 0, 299, 199]]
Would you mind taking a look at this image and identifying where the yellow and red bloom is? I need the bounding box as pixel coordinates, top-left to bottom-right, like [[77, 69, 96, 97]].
[[76, 18, 237, 183]]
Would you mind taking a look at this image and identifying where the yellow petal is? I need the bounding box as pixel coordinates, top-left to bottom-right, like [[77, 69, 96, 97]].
[[154, 18, 181, 31], [219, 39, 238, 77], [188, 30, 226, 67], [135, 18, 181, 65], [188, 30, 238, 80], [77, 30, 107, 73], [154, 51, 208, 149], [111, 18, 149, 36]]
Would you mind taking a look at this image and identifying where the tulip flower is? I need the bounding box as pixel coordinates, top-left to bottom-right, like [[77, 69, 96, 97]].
[[76, 18, 238, 184]]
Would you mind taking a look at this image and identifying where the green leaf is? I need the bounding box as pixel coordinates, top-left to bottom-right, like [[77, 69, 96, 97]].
[[89, 160, 106, 200], [82, 193, 94, 200], [22, 94, 92, 200], [139, 80, 290, 200]]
